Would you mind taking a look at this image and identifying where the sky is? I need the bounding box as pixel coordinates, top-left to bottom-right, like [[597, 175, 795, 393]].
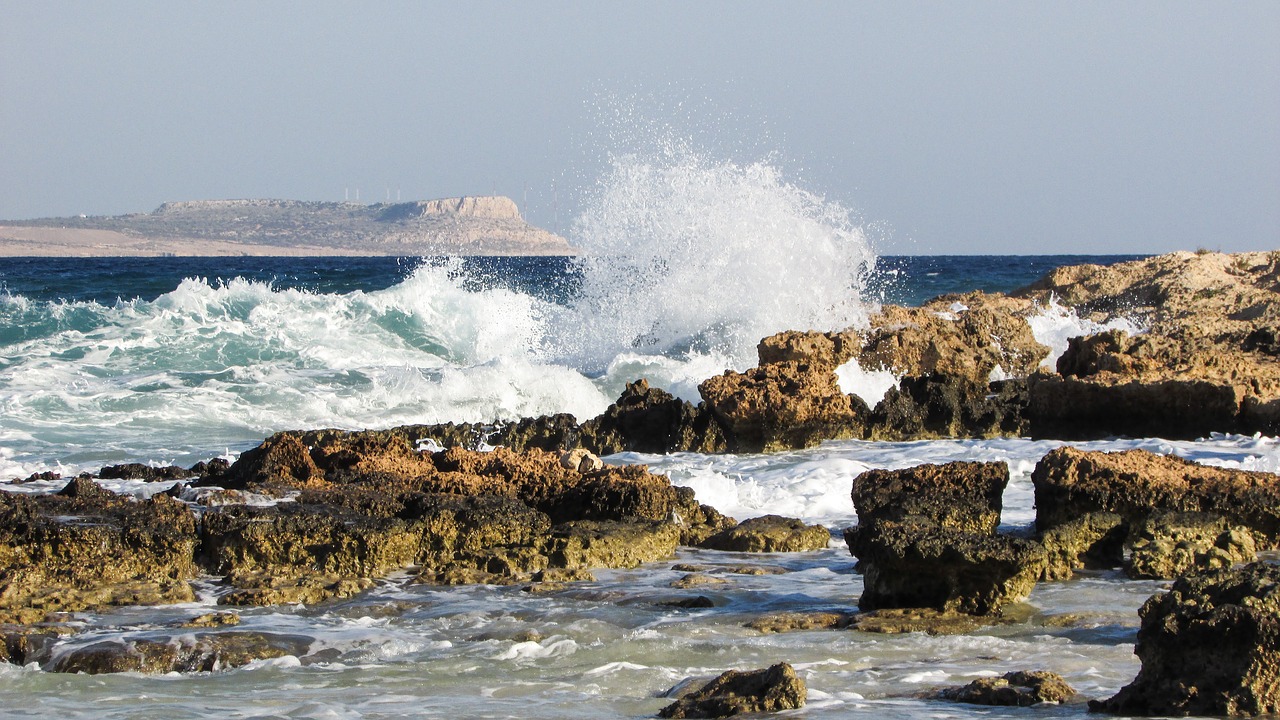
[[1, 2, 1277, 255]]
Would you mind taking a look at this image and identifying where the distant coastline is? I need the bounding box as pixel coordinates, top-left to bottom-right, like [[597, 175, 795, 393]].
[[0, 196, 577, 257]]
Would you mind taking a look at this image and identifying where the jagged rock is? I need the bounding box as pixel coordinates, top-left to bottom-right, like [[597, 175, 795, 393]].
[[49, 631, 312, 674], [560, 448, 603, 473], [1091, 562, 1280, 717], [745, 611, 855, 634], [1126, 512, 1258, 580], [1032, 447, 1280, 546], [1017, 251, 1280, 438], [856, 293, 1049, 383], [671, 573, 730, 589], [1037, 512, 1126, 580], [938, 670, 1076, 706], [845, 522, 1045, 616], [97, 463, 191, 481], [659, 662, 806, 718], [181, 612, 240, 628], [851, 461, 1008, 535], [219, 569, 376, 606], [1028, 373, 1248, 440], [0, 481, 198, 622], [699, 361, 868, 452], [544, 521, 681, 570], [578, 379, 727, 455], [869, 375, 1029, 440], [698, 515, 829, 553], [0, 628, 61, 666], [757, 330, 860, 370]]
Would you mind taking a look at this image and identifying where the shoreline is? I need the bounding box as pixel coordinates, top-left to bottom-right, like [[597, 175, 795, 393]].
[[0, 225, 578, 257]]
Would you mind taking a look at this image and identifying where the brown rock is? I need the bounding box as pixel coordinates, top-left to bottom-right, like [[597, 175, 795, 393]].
[[939, 670, 1076, 706], [659, 662, 806, 718], [1032, 447, 1280, 546], [856, 293, 1049, 383], [851, 461, 1008, 535], [848, 607, 1000, 635], [0, 483, 198, 621], [745, 611, 855, 634], [698, 515, 830, 553], [50, 631, 312, 674], [845, 522, 1045, 616], [578, 379, 727, 455], [699, 361, 867, 452], [1091, 562, 1280, 717], [1125, 512, 1257, 580], [757, 330, 860, 370]]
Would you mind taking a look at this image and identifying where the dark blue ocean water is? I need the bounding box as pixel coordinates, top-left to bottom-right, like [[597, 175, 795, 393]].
[[0, 255, 1143, 307]]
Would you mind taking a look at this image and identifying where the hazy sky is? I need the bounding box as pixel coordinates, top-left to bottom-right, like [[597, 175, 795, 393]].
[[2, 2, 1276, 255]]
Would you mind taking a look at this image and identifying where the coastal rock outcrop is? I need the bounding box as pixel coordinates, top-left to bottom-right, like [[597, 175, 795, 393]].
[[1033, 446, 1280, 578], [699, 361, 868, 453], [1091, 562, 1280, 717], [851, 461, 1007, 535], [938, 670, 1076, 706], [845, 461, 1044, 616], [578, 379, 726, 455], [697, 515, 830, 553], [659, 662, 807, 718], [845, 522, 1045, 615], [0, 479, 198, 623], [1019, 250, 1280, 439]]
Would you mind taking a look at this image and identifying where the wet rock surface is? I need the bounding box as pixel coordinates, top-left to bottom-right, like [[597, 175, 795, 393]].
[[938, 670, 1076, 706], [0, 479, 198, 623], [659, 662, 807, 718], [851, 461, 1008, 535], [697, 515, 830, 553], [1092, 562, 1280, 717], [1033, 446, 1280, 578], [846, 522, 1045, 615]]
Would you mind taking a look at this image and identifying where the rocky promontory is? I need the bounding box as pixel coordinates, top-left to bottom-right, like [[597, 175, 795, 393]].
[[0, 196, 576, 256]]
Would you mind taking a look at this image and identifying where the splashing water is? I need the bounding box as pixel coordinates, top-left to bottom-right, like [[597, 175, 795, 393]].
[[554, 134, 876, 374]]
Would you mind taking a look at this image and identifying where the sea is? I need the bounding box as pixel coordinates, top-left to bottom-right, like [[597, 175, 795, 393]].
[[2, 152, 1278, 719]]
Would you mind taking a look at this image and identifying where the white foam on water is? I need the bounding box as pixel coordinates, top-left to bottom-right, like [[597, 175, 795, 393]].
[[1026, 295, 1145, 368], [835, 357, 900, 407]]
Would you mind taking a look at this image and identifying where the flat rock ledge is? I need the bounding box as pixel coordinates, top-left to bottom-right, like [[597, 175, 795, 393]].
[[1034, 446, 1280, 580], [0, 430, 832, 676]]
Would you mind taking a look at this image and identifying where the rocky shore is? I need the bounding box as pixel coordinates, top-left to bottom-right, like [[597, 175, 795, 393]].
[[3, 249, 1280, 716]]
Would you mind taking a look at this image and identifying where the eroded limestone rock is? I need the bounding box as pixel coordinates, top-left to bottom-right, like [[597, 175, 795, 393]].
[[659, 662, 807, 718], [1091, 562, 1280, 717]]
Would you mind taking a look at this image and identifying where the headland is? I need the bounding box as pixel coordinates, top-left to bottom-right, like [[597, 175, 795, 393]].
[[0, 196, 576, 256]]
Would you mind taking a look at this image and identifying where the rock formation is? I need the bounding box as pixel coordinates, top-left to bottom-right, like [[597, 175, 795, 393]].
[[1032, 446, 1279, 579], [659, 662, 807, 718], [938, 670, 1076, 706], [1091, 562, 1280, 717], [844, 462, 1046, 617]]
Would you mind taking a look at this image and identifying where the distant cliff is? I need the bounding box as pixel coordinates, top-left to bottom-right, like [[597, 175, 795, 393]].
[[0, 197, 576, 256]]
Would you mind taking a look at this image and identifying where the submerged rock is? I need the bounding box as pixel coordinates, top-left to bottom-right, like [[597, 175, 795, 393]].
[[938, 670, 1076, 706], [1091, 562, 1280, 717], [50, 631, 313, 674], [659, 662, 807, 718]]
